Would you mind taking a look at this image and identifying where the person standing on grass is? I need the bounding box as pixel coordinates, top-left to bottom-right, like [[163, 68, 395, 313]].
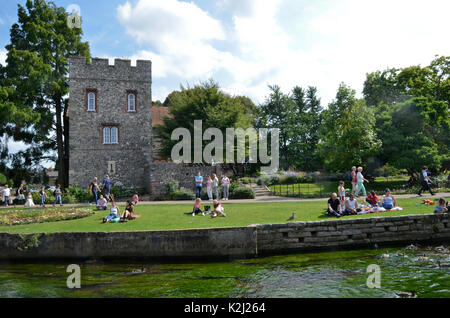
[[40, 187, 47, 208], [194, 172, 203, 199], [206, 176, 213, 201], [101, 175, 112, 201], [354, 167, 369, 197], [89, 177, 101, 205], [213, 174, 219, 200], [351, 166, 358, 195], [221, 175, 230, 201], [132, 192, 139, 205], [418, 166, 435, 196], [2, 184, 10, 206], [338, 181, 346, 210], [53, 184, 63, 207]]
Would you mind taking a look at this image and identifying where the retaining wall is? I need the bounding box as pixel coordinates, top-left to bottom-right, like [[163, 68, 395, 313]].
[[0, 213, 448, 260]]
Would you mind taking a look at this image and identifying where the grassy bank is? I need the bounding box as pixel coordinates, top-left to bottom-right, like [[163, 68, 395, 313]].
[[0, 197, 445, 234]]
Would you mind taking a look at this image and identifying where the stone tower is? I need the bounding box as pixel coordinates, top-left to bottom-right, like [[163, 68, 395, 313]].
[[68, 56, 152, 189]]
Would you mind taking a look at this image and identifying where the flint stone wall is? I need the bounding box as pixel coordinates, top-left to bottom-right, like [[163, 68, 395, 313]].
[[68, 57, 152, 189]]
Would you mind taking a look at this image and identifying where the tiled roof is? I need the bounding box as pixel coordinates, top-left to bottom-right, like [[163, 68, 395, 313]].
[[152, 105, 172, 126]]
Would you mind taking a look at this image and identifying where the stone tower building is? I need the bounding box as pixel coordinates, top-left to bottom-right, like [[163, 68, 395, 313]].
[[68, 56, 153, 189]]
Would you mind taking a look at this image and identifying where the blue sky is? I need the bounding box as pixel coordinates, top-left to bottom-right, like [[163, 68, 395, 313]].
[[1, 0, 450, 164]]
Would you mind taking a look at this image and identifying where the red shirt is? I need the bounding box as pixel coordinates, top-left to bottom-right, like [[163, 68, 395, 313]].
[[367, 194, 378, 205]]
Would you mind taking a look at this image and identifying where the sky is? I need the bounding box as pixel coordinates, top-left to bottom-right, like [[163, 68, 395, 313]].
[[1, 0, 450, 165]]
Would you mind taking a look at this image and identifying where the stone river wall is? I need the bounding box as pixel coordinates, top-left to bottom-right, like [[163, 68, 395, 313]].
[[0, 213, 448, 260]]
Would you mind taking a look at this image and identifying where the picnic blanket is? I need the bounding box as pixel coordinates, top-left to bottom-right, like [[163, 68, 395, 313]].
[[357, 206, 404, 215]]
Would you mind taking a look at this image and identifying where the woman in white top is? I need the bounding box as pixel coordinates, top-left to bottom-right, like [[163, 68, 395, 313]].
[[103, 201, 120, 223], [354, 167, 369, 197], [221, 175, 230, 200], [212, 174, 219, 200]]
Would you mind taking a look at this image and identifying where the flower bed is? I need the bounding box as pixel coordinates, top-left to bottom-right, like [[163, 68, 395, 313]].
[[0, 207, 95, 226]]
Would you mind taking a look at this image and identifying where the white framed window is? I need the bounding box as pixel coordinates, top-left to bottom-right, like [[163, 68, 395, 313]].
[[103, 126, 119, 144], [88, 92, 96, 111], [111, 127, 118, 144], [127, 93, 136, 112]]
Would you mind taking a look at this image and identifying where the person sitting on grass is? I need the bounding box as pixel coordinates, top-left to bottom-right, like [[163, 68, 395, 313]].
[[345, 193, 362, 215], [132, 192, 139, 205], [382, 189, 396, 210], [103, 199, 120, 223], [192, 198, 204, 216], [211, 200, 226, 218], [365, 190, 379, 207], [120, 200, 137, 222], [434, 198, 448, 214], [96, 195, 108, 210], [327, 193, 342, 217]]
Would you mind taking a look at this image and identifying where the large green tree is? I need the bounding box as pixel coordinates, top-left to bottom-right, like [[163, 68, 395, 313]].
[[155, 80, 256, 163], [3, 0, 90, 188], [364, 55, 450, 177], [319, 83, 381, 172]]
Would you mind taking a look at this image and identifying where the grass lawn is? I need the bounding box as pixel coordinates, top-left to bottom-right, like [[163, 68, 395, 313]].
[[0, 197, 444, 234]]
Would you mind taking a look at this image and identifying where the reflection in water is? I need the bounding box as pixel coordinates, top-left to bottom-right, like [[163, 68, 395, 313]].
[[0, 245, 448, 298]]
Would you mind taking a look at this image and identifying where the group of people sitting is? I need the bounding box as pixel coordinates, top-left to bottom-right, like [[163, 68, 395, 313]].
[[100, 194, 139, 223], [192, 198, 227, 218], [328, 182, 398, 218]]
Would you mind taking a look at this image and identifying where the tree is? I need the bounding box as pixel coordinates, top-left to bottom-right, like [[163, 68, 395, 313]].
[[3, 0, 90, 188], [319, 83, 381, 172], [258, 85, 297, 170], [155, 80, 255, 163], [289, 86, 323, 171]]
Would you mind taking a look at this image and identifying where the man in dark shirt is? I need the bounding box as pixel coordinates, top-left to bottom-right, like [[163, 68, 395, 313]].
[[102, 175, 112, 201], [327, 193, 342, 217]]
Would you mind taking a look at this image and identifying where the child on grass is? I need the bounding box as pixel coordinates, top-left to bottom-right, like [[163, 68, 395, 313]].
[[40, 187, 47, 208], [211, 200, 226, 218], [192, 198, 204, 216], [434, 198, 448, 214]]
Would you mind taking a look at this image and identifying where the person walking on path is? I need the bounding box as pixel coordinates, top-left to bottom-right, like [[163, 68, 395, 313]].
[[418, 166, 435, 196], [101, 175, 113, 201], [351, 166, 357, 195], [89, 177, 101, 205], [221, 175, 230, 200], [2, 184, 10, 206], [194, 172, 203, 199], [354, 167, 369, 197]]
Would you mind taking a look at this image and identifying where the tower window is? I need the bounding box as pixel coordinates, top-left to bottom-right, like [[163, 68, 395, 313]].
[[102, 126, 119, 144], [127, 90, 137, 112], [85, 89, 98, 112]]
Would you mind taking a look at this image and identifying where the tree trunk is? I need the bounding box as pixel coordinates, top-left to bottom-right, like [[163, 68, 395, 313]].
[[54, 95, 67, 189], [63, 99, 70, 189]]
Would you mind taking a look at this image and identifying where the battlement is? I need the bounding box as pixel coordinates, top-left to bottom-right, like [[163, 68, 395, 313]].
[[69, 56, 152, 82]]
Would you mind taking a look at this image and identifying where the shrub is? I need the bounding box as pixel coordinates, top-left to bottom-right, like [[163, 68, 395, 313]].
[[173, 188, 195, 200], [229, 186, 255, 199], [66, 186, 91, 203], [239, 177, 254, 184], [267, 176, 280, 186], [164, 179, 179, 195], [0, 173, 6, 185]]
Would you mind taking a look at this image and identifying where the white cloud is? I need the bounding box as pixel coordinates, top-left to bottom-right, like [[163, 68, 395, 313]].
[[0, 49, 7, 66], [115, 0, 450, 106]]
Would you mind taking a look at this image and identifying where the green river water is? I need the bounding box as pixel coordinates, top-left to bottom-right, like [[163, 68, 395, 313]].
[[0, 245, 448, 298]]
